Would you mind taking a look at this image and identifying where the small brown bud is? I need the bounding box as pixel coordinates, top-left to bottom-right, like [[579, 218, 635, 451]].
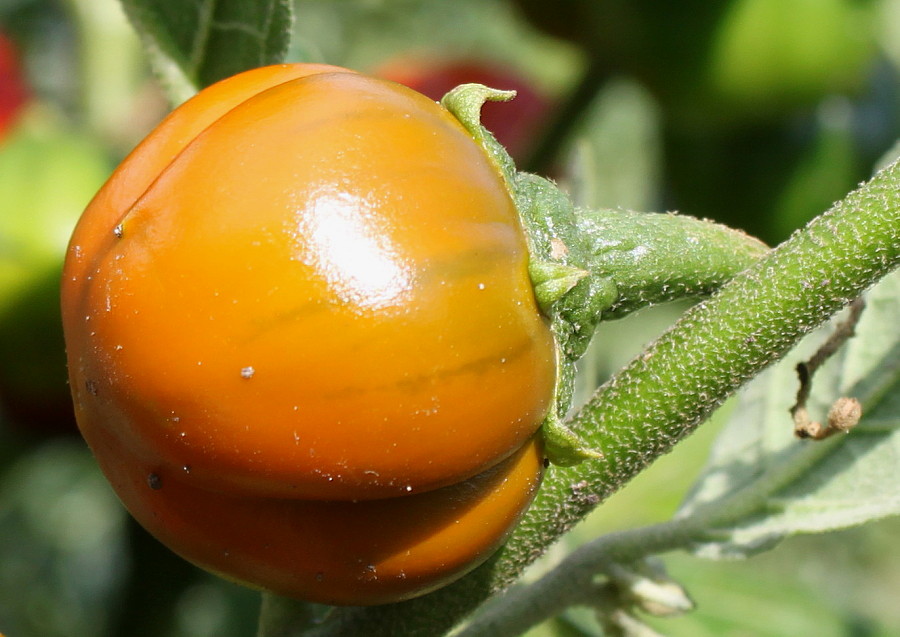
[[827, 397, 862, 432]]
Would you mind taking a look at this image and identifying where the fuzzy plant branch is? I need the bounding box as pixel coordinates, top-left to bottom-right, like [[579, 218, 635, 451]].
[[260, 159, 900, 637], [456, 520, 700, 637], [456, 407, 855, 636]]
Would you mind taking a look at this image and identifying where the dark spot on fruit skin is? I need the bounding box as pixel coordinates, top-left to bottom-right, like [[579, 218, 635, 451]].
[[147, 473, 162, 490]]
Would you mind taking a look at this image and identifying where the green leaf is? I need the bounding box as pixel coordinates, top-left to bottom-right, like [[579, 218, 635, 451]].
[[678, 268, 900, 557], [120, 0, 293, 101]]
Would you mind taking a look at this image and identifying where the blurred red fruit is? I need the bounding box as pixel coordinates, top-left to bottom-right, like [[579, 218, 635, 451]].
[[0, 33, 28, 138], [376, 58, 551, 161]]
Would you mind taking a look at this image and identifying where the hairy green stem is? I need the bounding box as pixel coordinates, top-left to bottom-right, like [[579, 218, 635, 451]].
[[263, 160, 899, 636], [578, 207, 769, 319], [457, 519, 698, 637]]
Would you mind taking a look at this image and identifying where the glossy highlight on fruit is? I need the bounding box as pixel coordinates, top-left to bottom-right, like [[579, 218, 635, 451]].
[[62, 63, 555, 603]]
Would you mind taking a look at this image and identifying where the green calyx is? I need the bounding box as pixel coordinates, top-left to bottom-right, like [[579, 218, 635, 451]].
[[440, 84, 518, 180], [541, 410, 604, 467], [442, 83, 612, 467], [529, 260, 588, 316], [442, 83, 770, 467]]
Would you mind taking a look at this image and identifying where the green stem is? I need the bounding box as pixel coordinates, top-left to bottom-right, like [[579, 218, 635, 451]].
[[518, 156, 898, 564], [256, 596, 331, 637], [262, 159, 900, 636], [578, 207, 769, 319], [457, 519, 698, 637]]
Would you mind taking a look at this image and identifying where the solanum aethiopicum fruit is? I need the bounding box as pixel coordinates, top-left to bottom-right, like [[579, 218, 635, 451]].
[[89, 418, 543, 605], [62, 64, 556, 502]]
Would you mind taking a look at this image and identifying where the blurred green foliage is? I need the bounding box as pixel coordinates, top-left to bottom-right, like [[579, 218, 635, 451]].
[[1, 0, 898, 635], [0, 111, 109, 429]]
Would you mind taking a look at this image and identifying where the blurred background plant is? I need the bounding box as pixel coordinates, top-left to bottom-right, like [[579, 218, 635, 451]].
[[0, 0, 898, 635]]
